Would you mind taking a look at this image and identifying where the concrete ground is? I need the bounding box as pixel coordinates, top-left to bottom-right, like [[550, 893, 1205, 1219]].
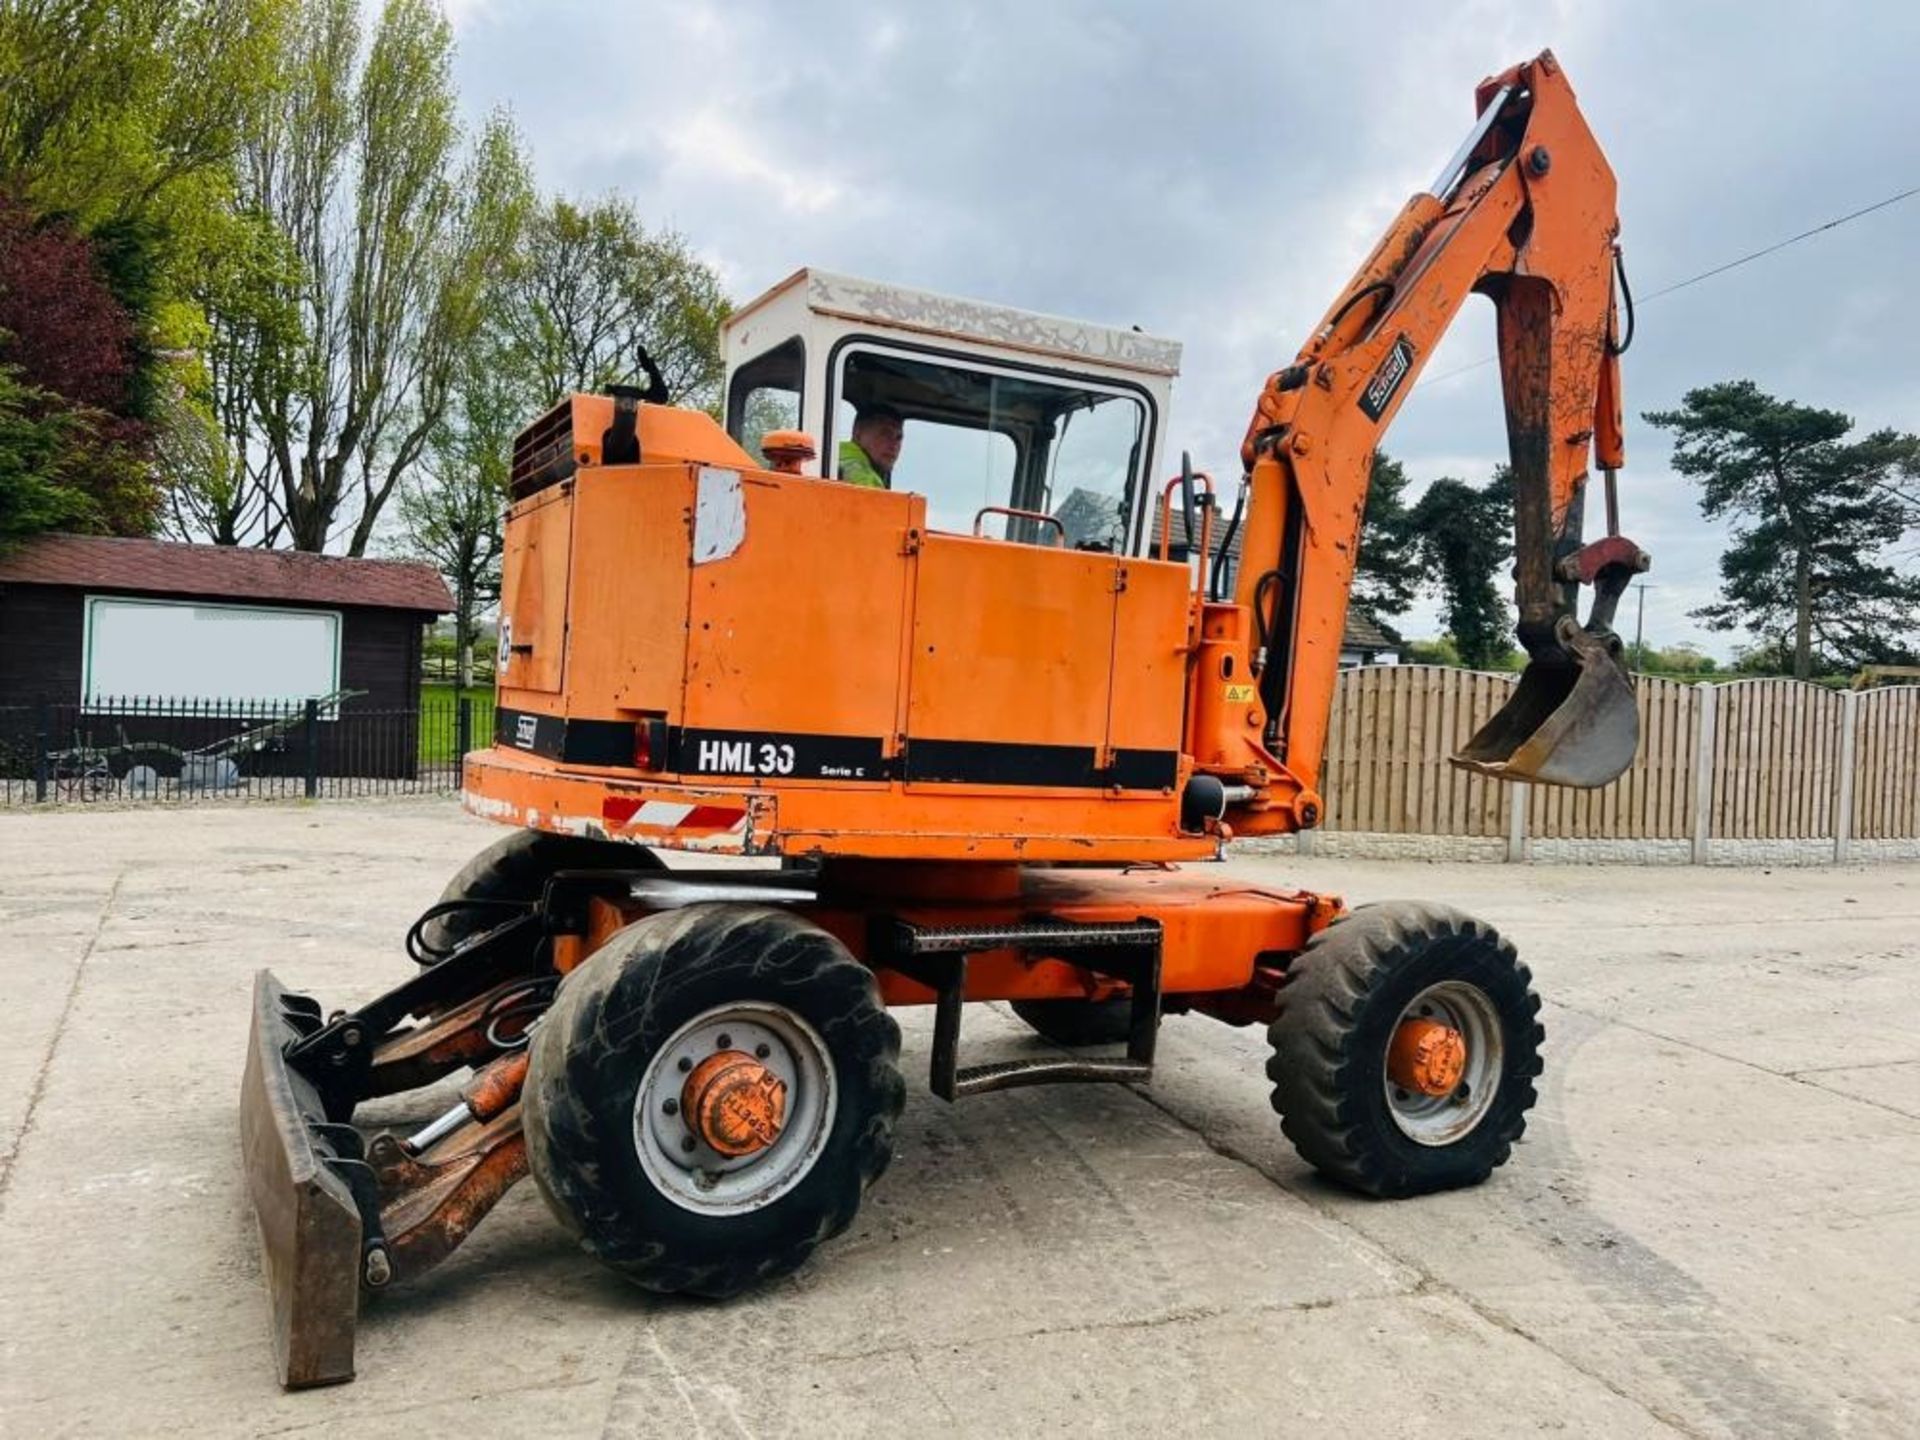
[[1, 799, 1917, 1438]]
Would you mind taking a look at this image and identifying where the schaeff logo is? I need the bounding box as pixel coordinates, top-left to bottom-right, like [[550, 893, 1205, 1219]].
[[1359, 335, 1417, 421]]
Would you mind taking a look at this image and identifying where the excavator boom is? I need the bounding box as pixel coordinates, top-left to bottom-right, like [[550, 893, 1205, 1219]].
[[1230, 49, 1645, 794]]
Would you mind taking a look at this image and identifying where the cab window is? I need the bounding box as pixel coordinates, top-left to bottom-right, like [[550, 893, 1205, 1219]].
[[833, 347, 1147, 547], [726, 337, 804, 464]]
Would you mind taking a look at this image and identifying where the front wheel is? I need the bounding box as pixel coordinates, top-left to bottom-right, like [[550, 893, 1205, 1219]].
[[1266, 901, 1543, 1197], [523, 905, 904, 1297]]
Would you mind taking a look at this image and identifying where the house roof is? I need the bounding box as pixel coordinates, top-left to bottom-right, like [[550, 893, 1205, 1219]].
[[1341, 610, 1401, 653], [0, 534, 453, 614]]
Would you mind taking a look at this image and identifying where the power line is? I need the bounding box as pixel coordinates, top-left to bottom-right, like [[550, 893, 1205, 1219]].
[[1414, 181, 1920, 388], [1638, 184, 1920, 302]]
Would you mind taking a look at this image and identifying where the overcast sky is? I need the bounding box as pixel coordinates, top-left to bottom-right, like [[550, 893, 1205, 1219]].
[[442, 0, 1920, 658]]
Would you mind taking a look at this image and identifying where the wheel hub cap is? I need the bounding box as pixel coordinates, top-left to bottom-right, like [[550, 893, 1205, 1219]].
[[1388, 1017, 1468, 1098], [683, 1051, 788, 1157], [634, 1003, 838, 1215], [1383, 980, 1504, 1146]]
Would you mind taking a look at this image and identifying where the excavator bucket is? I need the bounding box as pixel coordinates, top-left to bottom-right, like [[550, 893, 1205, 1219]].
[[240, 971, 365, 1388], [1451, 622, 1639, 788]]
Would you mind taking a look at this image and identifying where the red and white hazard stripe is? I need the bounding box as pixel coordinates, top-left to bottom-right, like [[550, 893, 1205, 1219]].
[[601, 796, 749, 835]]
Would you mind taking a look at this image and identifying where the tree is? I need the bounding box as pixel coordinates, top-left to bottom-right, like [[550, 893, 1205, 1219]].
[[0, 364, 94, 548], [1646, 381, 1920, 678], [0, 199, 159, 537], [1404, 635, 1462, 667], [394, 333, 525, 687], [0, 196, 138, 411], [167, 205, 305, 545], [1352, 451, 1422, 622], [0, 0, 289, 227], [1408, 469, 1514, 668], [501, 196, 729, 411], [227, 0, 531, 553], [1645, 644, 1717, 676], [0, 0, 294, 486]]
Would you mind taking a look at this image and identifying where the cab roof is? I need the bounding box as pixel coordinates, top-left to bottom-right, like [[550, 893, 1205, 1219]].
[[726, 268, 1183, 380]]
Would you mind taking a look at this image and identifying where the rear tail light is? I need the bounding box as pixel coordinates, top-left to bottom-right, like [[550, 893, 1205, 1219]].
[[633, 718, 668, 770]]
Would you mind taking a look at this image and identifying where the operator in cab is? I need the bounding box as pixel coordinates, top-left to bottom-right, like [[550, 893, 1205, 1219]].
[[837, 402, 903, 488]]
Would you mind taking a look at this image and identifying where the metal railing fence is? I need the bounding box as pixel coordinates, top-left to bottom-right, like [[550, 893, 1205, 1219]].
[[0, 694, 492, 806]]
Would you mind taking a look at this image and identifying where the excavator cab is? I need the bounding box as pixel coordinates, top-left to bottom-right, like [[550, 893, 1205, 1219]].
[[722, 270, 1174, 552]]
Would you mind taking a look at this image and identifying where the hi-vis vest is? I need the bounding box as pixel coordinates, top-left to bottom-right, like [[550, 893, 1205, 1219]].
[[836, 440, 887, 489]]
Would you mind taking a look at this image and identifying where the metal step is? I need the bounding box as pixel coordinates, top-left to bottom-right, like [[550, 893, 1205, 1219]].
[[948, 1055, 1152, 1098], [875, 915, 1163, 1101], [892, 918, 1162, 956]]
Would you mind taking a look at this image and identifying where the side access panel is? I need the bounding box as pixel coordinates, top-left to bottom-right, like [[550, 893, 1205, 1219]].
[[1106, 556, 1191, 791], [680, 469, 918, 782], [564, 463, 696, 714], [497, 483, 574, 696], [905, 535, 1122, 790]]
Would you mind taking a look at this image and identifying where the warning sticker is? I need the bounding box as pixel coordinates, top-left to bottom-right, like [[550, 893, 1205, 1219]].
[[1224, 683, 1257, 703]]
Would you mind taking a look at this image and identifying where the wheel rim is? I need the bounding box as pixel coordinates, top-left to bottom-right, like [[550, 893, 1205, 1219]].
[[1382, 980, 1503, 1146], [633, 1001, 837, 1215]]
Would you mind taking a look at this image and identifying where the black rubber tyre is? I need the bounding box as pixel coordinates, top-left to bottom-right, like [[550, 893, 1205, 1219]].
[[523, 904, 904, 1298], [1009, 997, 1134, 1047], [1266, 901, 1543, 1198], [421, 828, 664, 954]]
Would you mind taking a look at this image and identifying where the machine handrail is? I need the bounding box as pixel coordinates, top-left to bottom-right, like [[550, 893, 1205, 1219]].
[[972, 506, 1067, 546]]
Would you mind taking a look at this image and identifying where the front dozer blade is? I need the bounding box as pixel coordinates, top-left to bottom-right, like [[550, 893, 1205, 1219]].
[[241, 970, 364, 1388], [1451, 623, 1639, 788]]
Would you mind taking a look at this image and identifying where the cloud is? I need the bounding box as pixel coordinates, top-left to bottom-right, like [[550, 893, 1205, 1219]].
[[436, 0, 495, 29], [657, 111, 845, 218]]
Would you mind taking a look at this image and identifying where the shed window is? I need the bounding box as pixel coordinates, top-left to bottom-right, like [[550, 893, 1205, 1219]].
[[83, 597, 343, 709]]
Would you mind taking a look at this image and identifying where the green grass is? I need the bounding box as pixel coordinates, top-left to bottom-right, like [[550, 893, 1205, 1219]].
[[420, 683, 496, 766]]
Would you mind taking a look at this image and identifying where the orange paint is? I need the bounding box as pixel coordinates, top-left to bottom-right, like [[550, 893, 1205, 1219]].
[[462, 1050, 531, 1122], [1388, 1019, 1468, 1097], [684, 1052, 788, 1156]]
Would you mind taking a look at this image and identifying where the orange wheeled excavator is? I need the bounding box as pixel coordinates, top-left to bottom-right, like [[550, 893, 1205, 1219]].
[[242, 50, 1647, 1387]]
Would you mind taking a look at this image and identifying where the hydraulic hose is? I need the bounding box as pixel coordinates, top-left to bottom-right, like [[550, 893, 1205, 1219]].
[[1209, 481, 1248, 601], [1607, 248, 1635, 355]]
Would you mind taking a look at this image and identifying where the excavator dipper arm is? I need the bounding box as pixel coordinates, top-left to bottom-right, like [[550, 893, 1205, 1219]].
[[1229, 50, 1646, 803]]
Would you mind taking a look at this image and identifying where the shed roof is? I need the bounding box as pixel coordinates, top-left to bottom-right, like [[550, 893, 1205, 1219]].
[[0, 534, 452, 613]]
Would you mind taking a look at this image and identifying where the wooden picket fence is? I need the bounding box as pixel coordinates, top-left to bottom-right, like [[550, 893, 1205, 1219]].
[[1853, 684, 1920, 841], [1314, 666, 1920, 859]]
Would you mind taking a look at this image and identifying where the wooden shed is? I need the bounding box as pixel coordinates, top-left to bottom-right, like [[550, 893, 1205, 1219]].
[[0, 535, 451, 783]]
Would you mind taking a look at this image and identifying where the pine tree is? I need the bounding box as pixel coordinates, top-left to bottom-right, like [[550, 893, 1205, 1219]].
[[1646, 381, 1920, 678], [1352, 451, 1422, 625]]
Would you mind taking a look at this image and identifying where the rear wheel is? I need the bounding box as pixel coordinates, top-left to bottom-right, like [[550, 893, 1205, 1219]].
[[523, 904, 904, 1297], [1009, 997, 1134, 1047], [1267, 902, 1542, 1197]]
